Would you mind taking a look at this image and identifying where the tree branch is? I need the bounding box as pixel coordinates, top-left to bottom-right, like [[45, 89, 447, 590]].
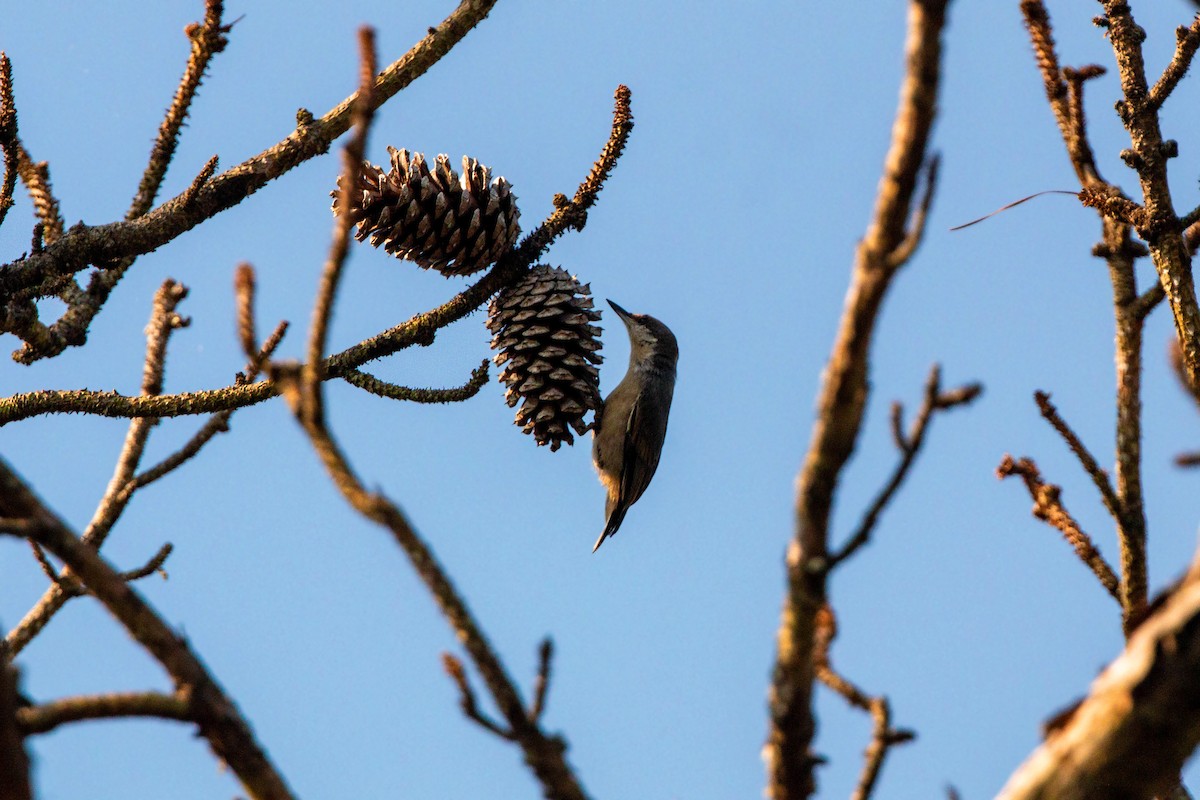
[[0, 458, 296, 800], [811, 606, 914, 800], [340, 360, 489, 403], [0, 53, 18, 233], [828, 365, 981, 569], [1096, 1, 1200, 397], [996, 455, 1121, 604], [0, 662, 32, 800], [996, 556, 1200, 799], [17, 690, 190, 735], [0, 0, 502, 364], [279, 31, 591, 800], [766, 2, 951, 796]]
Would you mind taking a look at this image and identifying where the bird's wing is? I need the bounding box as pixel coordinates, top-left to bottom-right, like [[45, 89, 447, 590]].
[[618, 391, 669, 508]]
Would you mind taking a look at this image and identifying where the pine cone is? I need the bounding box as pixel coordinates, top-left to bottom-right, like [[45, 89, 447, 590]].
[[487, 266, 603, 451], [332, 147, 520, 276]]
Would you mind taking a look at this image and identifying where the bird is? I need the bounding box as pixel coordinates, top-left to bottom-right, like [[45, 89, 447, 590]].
[[591, 299, 678, 552]]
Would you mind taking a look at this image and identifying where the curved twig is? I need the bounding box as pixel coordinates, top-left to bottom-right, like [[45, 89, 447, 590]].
[[18, 690, 190, 735], [341, 360, 489, 403]]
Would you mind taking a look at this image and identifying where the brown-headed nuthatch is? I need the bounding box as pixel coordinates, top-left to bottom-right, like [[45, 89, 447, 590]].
[[591, 300, 678, 552]]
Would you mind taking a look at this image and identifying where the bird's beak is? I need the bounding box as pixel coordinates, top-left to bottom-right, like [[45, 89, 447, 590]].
[[607, 299, 634, 324]]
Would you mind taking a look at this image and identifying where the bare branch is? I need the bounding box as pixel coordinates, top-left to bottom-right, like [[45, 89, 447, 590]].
[[0, 663, 32, 800], [1096, 0, 1200, 397], [17, 690, 190, 735], [766, 2, 951, 795], [1147, 16, 1200, 111], [528, 638, 554, 725], [0, 457, 298, 800], [829, 365, 981, 568], [129, 0, 232, 218], [996, 455, 1120, 603], [811, 607, 914, 800], [85, 280, 190, 549], [1033, 391, 1122, 523], [996, 561, 1200, 799], [341, 360, 489, 403], [1, 0, 502, 364], [442, 653, 513, 739], [279, 32, 592, 800], [0, 53, 18, 232]]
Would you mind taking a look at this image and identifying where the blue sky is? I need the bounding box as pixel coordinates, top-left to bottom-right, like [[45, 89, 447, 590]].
[[3, 2, 1200, 798]]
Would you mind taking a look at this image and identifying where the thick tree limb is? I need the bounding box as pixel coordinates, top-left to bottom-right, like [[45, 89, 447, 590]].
[[996, 558, 1200, 799], [0, 661, 32, 800]]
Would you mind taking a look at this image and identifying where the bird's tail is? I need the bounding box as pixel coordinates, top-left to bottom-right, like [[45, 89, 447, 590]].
[[592, 506, 628, 553]]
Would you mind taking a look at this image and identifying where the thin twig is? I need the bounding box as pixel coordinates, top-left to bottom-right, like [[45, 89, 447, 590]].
[[181, 155, 219, 207], [0, 53, 18, 232], [235, 263, 258, 360], [1032, 391, 1122, 523], [886, 154, 939, 269], [528, 638, 554, 724], [441, 653, 512, 739], [15, 144, 64, 243], [829, 366, 980, 569], [1147, 16, 1200, 111], [1176, 452, 1200, 468], [996, 455, 1120, 602], [341, 360, 489, 403], [303, 27, 377, 394], [27, 539, 82, 595], [85, 280, 190, 549], [119, 542, 173, 581], [17, 690, 190, 735], [129, 0, 231, 218], [811, 606, 914, 800]]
